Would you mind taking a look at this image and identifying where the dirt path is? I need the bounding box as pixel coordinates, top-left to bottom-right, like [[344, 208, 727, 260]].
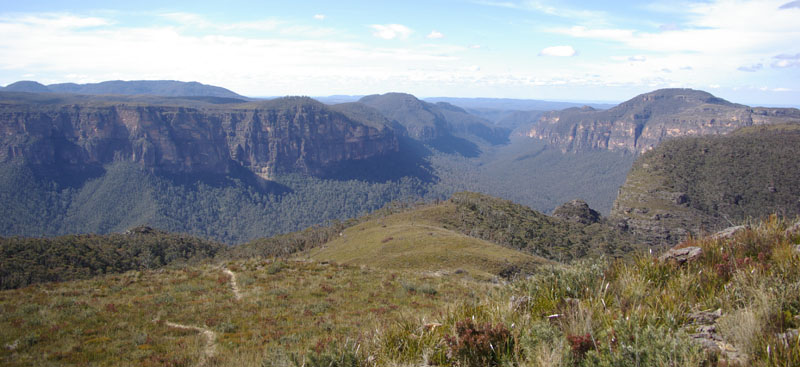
[[222, 267, 242, 300], [164, 321, 217, 366]]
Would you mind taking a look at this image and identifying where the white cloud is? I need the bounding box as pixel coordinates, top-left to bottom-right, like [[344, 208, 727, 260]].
[[0, 13, 472, 96], [738, 63, 763, 72], [427, 30, 444, 39], [369, 24, 412, 40], [0, 13, 111, 29], [772, 53, 800, 68], [539, 45, 576, 57], [554, 1, 800, 56], [628, 55, 646, 62], [313, 14, 325, 20]]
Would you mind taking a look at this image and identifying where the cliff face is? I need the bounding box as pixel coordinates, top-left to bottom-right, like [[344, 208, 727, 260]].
[[0, 94, 398, 178], [527, 89, 800, 154], [610, 124, 800, 247]]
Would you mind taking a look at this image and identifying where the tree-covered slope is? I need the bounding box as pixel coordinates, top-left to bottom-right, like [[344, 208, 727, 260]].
[[0, 161, 433, 244], [612, 123, 800, 246], [0, 226, 225, 289]]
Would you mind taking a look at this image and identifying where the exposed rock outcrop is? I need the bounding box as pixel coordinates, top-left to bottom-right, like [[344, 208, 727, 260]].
[[0, 94, 399, 178], [552, 199, 600, 225], [527, 88, 800, 154], [712, 225, 748, 240], [685, 309, 748, 365], [659, 246, 703, 265]]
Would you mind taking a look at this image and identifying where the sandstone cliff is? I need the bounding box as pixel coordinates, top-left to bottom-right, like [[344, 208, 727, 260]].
[[0, 93, 398, 178], [527, 89, 800, 154]]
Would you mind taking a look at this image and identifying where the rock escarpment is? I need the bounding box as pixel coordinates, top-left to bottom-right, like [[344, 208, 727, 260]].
[[527, 88, 800, 154], [0, 93, 398, 178]]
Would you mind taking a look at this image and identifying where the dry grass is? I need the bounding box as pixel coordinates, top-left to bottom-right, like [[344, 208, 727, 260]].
[[0, 259, 490, 366], [307, 204, 552, 279]]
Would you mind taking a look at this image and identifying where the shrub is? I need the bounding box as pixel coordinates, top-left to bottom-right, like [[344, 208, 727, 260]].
[[444, 319, 514, 366], [267, 260, 285, 275], [567, 333, 594, 360]]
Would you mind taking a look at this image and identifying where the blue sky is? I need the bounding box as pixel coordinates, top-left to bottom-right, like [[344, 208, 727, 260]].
[[0, 0, 798, 105]]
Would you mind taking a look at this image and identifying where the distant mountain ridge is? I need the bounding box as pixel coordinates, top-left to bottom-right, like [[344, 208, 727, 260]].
[[527, 88, 800, 154], [1, 80, 247, 99], [424, 96, 615, 111], [358, 92, 510, 145]]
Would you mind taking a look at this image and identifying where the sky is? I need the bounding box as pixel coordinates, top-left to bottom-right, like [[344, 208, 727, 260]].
[[0, 0, 798, 105]]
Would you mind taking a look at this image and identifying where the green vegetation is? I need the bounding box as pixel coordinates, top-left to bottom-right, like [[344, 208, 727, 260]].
[[366, 215, 800, 366], [0, 161, 433, 244], [0, 259, 490, 366], [2, 215, 797, 366], [430, 136, 636, 214], [612, 123, 800, 244], [1, 190, 637, 290], [436, 192, 638, 261], [307, 203, 553, 279], [0, 227, 224, 289]]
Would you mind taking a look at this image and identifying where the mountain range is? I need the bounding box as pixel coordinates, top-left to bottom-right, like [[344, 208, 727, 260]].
[[0, 80, 247, 99], [526, 88, 800, 154], [2, 80, 799, 246], [2, 80, 800, 367]]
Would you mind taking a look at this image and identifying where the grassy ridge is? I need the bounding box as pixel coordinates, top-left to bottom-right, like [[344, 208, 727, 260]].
[[308, 204, 553, 279]]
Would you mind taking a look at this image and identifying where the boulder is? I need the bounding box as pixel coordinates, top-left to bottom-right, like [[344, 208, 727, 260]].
[[711, 225, 747, 240], [659, 246, 703, 265]]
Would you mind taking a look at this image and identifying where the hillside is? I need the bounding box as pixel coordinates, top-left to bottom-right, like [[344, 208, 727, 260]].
[[366, 216, 800, 366], [2, 215, 797, 366], [611, 123, 800, 246], [2, 80, 247, 99], [358, 93, 509, 147], [297, 192, 638, 263], [0, 258, 492, 366], [0, 227, 224, 289], [527, 88, 800, 154], [307, 203, 553, 279]]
